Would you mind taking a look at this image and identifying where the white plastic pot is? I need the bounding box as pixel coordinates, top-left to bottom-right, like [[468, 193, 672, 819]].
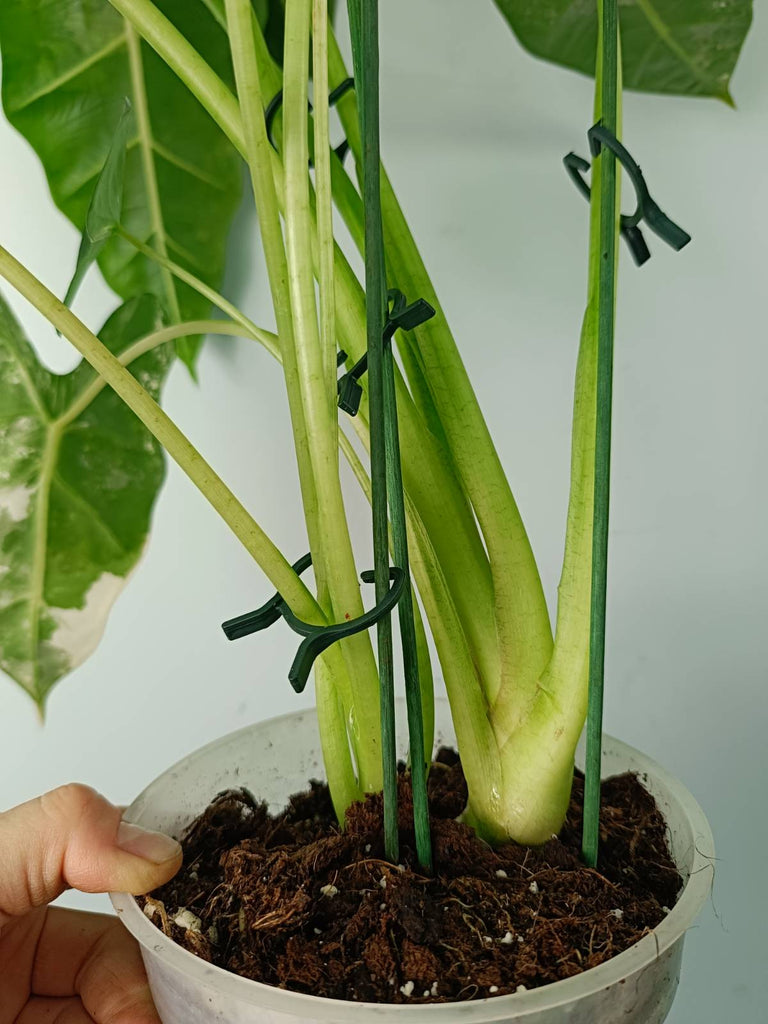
[[111, 701, 713, 1024]]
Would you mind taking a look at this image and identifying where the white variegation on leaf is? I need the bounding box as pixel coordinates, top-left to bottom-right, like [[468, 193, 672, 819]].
[[0, 292, 170, 709]]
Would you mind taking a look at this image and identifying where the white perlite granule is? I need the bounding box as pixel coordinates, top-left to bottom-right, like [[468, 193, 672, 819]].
[[609, 908, 624, 919], [529, 880, 539, 894], [320, 884, 338, 897], [495, 869, 508, 879], [400, 981, 415, 997], [500, 931, 514, 944], [173, 909, 202, 933]]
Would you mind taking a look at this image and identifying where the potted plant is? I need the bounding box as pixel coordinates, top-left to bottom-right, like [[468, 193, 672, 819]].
[[0, 0, 751, 1020]]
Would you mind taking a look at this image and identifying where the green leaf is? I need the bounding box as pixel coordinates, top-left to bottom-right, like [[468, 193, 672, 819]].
[[493, 0, 753, 101], [64, 99, 133, 309], [0, 0, 242, 372], [0, 291, 171, 709]]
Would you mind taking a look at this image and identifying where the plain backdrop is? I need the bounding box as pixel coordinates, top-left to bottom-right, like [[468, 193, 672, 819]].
[[1, 2, 766, 1021]]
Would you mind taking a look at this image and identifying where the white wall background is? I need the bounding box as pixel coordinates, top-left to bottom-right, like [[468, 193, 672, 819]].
[[1, 2, 766, 1021]]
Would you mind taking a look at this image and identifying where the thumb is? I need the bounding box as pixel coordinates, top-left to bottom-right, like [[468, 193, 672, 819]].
[[0, 783, 182, 920]]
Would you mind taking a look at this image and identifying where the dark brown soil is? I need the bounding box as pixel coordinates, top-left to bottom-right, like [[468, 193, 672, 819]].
[[140, 751, 681, 1003]]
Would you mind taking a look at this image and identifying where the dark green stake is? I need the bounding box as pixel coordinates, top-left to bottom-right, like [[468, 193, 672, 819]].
[[382, 340, 433, 872], [347, 0, 399, 864], [582, 0, 620, 869]]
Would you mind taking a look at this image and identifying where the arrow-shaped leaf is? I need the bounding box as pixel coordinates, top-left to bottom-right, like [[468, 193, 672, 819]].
[[0, 0, 243, 372], [494, 0, 753, 101], [0, 291, 171, 710]]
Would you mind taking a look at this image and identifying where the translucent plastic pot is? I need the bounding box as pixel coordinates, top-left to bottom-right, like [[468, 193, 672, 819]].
[[111, 701, 713, 1024]]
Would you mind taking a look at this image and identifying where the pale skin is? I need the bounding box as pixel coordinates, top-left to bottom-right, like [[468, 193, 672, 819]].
[[0, 784, 182, 1023]]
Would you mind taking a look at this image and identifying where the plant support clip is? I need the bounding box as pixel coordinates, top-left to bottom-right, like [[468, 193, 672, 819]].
[[265, 77, 355, 166], [221, 553, 406, 694], [563, 123, 691, 266], [337, 288, 435, 415]]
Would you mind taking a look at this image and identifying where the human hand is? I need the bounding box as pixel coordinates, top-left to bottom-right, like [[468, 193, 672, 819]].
[[0, 784, 182, 1023]]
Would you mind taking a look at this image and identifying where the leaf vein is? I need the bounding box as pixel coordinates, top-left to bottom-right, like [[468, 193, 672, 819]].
[[51, 472, 130, 556], [28, 424, 62, 700], [125, 25, 182, 323], [165, 234, 211, 275], [150, 141, 228, 191], [633, 0, 713, 91], [7, 34, 128, 113]]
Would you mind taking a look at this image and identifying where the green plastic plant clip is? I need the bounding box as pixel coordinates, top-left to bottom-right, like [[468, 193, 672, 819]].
[[265, 77, 355, 166], [282, 568, 406, 693], [221, 552, 313, 639], [336, 289, 435, 416], [221, 554, 406, 694], [588, 125, 692, 251], [563, 126, 691, 267]]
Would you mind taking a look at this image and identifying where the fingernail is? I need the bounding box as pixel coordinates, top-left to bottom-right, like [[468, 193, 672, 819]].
[[117, 821, 182, 864]]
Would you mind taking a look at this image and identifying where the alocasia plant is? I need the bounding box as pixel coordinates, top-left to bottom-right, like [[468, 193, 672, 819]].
[[0, 0, 754, 850]]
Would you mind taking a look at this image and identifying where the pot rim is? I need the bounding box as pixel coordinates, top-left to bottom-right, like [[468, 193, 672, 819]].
[[110, 705, 714, 1022]]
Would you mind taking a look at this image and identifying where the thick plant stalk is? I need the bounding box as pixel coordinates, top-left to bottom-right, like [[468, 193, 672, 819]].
[[128, 222, 442, 774], [328, 11, 623, 844], [226, 0, 382, 797], [328, 242, 501, 692], [312, 0, 336, 394], [283, 0, 380, 728], [326, 31, 553, 725], [403, 493, 504, 838], [225, 0, 324, 607], [315, 656, 363, 820], [339, 430, 435, 760], [327, 13, 622, 845], [479, 0, 624, 846]]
